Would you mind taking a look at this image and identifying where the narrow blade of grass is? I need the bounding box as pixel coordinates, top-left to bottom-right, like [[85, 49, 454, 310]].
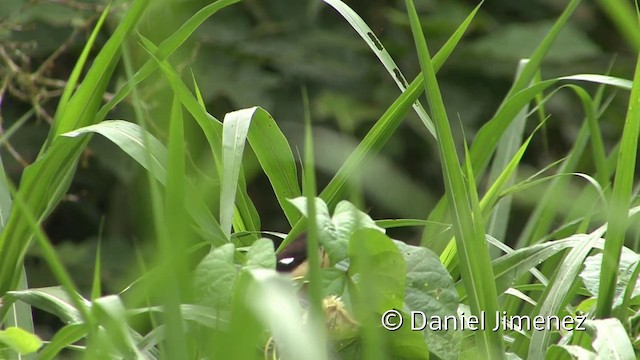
[[301, 89, 327, 358], [596, 48, 640, 317], [0, 0, 150, 296], [422, 0, 583, 247], [323, 0, 484, 138], [405, 0, 504, 357], [49, 3, 111, 144], [96, 0, 241, 120]]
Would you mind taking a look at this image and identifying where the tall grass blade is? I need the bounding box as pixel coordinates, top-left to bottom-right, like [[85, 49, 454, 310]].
[[405, 0, 503, 357], [0, 0, 150, 296], [596, 48, 640, 317], [301, 89, 327, 358]]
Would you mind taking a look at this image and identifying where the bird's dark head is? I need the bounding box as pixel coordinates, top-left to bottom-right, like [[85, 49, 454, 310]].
[[275, 233, 329, 278]]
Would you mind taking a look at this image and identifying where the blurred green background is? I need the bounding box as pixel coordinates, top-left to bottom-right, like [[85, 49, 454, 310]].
[[0, 0, 634, 336]]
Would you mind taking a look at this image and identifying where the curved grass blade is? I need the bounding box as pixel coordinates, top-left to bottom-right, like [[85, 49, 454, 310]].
[[62, 120, 227, 245], [37, 324, 87, 360]]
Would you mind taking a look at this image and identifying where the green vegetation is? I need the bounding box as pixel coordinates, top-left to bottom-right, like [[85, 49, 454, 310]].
[[0, 0, 639, 358]]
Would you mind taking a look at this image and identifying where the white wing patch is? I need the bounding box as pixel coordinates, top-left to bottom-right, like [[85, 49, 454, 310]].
[[278, 257, 296, 265]]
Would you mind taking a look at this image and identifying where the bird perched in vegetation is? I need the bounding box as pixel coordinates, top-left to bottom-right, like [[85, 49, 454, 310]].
[[275, 232, 330, 278]]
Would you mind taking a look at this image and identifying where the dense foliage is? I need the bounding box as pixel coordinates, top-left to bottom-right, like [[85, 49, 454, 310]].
[[0, 0, 639, 359]]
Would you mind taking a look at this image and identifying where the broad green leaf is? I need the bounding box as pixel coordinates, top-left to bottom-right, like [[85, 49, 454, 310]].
[[348, 229, 406, 313], [288, 197, 333, 239], [289, 198, 384, 264], [580, 250, 640, 308], [546, 345, 596, 360], [383, 312, 431, 359], [193, 243, 238, 310], [322, 268, 349, 297], [586, 318, 635, 360], [244, 238, 276, 269], [395, 241, 459, 360], [0, 327, 41, 355]]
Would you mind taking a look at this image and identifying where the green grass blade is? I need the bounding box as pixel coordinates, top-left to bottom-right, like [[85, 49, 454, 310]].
[[526, 227, 606, 359], [441, 122, 542, 269], [160, 95, 190, 358], [485, 60, 530, 243], [138, 42, 263, 239], [424, 75, 631, 249], [220, 107, 301, 237], [279, 2, 488, 250], [6, 182, 91, 325], [90, 234, 102, 301], [0, 157, 32, 356], [422, 0, 582, 248], [405, 0, 503, 357], [274, 70, 425, 251], [62, 120, 227, 244], [96, 0, 241, 120], [246, 108, 301, 226], [301, 90, 327, 358], [50, 3, 111, 143], [0, 0, 150, 296], [596, 50, 640, 317], [220, 109, 253, 238], [37, 324, 87, 360], [596, 0, 640, 51], [323, 0, 484, 138]]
